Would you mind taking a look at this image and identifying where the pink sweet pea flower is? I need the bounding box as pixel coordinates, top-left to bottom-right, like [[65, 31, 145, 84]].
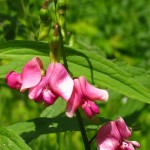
[[29, 63, 74, 105], [66, 76, 109, 118], [6, 57, 43, 91], [6, 57, 73, 105], [96, 117, 140, 150]]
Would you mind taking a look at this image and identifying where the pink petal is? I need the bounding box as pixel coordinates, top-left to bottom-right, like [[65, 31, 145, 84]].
[[66, 78, 83, 117], [6, 71, 22, 89], [82, 102, 94, 117], [79, 76, 109, 101], [20, 57, 43, 92], [82, 100, 100, 118], [28, 77, 46, 101], [116, 117, 131, 139], [130, 141, 140, 148], [42, 88, 58, 105], [46, 63, 73, 101], [119, 141, 135, 150], [89, 101, 100, 114], [96, 121, 120, 150]]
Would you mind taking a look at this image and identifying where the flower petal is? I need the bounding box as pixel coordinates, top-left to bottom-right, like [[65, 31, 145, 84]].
[[42, 89, 58, 105], [116, 117, 131, 139], [28, 77, 46, 102], [46, 63, 73, 101], [65, 77, 84, 117], [21, 57, 43, 92], [82, 100, 100, 118], [6, 71, 22, 89], [96, 121, 121, 150], [119, 141, 135, 150], [130, 141, 140, 148], [79, 76, 109, 101]]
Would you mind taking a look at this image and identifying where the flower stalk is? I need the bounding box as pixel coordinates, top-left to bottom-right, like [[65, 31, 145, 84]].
[[76, 110, 91, 150]]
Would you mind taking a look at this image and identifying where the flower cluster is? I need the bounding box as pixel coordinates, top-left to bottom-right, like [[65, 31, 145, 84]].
[[96, 117, 140, 150], [6, 57, 108, 117]]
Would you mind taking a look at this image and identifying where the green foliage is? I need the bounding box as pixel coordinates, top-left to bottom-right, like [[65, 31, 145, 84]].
[[0, 125, 31, 150]]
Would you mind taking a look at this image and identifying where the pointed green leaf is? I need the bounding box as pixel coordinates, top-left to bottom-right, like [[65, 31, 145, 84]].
[[0, 126, 31, 150]]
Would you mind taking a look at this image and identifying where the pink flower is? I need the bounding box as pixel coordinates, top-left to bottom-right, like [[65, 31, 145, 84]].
[[6, 57, 74, 105], [66, 76, 109, 118], [6, 57, 43, 91], [96, 117, 140, 150], [29, 63, 74, 105]]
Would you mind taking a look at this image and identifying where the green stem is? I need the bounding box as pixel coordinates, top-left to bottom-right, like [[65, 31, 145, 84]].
[[76, 110, 91, 150]]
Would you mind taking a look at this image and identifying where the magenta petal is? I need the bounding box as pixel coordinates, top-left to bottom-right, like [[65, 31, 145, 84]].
[[83, 105, 93, 118], [116, 117, 131, 139], [119, 141, 135, 150], [20, 57, 43, 92], [130, 141, 140, 148], [82, 101, 100, 117], [89, 101, 100, 114], [46, 63, 73, 101], [6, 71, 22, 89], [79, 76, 109, 101], [66, 78, 83, 117], [28, 77, 46, 101], [42, 89, 58, 105], [96, 121, 120, 150]]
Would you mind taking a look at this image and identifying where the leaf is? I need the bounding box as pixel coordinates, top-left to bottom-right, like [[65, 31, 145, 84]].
[[0, 40, 150, 104], [114, 98, 145, 118], [40, 98, 66, 118], [0, 125, 31, 150], [7, 114, 105, 143], [7, 115, 79, 143]]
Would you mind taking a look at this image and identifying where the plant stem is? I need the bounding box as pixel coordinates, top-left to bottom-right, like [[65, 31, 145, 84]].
[[76, 110, 91, 150]]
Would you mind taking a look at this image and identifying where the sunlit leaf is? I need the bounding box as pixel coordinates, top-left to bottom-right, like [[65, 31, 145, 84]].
[[0, 125, 31, 150], [0, 41, 150, 104]]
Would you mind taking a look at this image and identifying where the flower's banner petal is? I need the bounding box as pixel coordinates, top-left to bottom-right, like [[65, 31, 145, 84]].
[[116, 117, 131, 139], [0, 125, 31, 150], [28, 77, 46, 102], [96, 121, 120, 150], [46, 63, 73, 101], [21, 57, 43, 91], [6, 71, 22, 89], [79, 76, 109, 101], [97, 138, 119, 150], [0, 41, 150, 104], [42, 89, 58, 105]]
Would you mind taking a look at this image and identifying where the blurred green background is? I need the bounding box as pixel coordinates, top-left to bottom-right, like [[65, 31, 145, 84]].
[[0, 0, 150, 149]]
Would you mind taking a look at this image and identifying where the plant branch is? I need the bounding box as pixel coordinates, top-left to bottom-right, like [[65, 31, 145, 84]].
[[76, 110, 91, 150]]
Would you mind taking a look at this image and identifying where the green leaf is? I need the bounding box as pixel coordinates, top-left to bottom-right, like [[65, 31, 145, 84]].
[[40, 98, 66, 118], [0, 125, 31, 150], [0, 40, 150, 104], [7, 115, 79, 143], [7, 115, 104, 143]]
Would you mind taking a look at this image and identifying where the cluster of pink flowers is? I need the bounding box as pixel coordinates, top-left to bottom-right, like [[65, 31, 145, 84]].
[[6, 57, 140, 150], [6, 57, 108, 118]]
